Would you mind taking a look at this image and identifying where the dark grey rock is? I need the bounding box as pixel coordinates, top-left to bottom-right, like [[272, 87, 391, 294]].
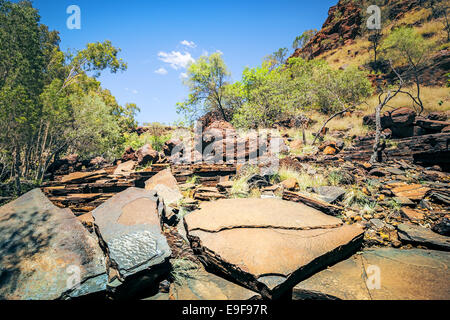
[[313, 186, 346, 204], [398, 223, 450, 251], [92, 188, 171, 279], [432, 218, 450, 237], [0, 189, 107, 300]]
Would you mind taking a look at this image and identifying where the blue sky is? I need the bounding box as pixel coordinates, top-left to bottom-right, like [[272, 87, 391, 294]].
[[32, 0, 336, 125]]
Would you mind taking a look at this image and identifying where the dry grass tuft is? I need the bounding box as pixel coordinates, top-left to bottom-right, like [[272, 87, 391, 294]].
[[278, 166, 327, 191]]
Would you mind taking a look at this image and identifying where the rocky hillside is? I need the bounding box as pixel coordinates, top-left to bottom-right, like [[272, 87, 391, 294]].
[[290, 0, 450, 86]]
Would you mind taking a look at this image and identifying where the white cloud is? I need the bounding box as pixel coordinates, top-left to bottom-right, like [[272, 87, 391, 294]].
[[158, 51, 195, 70], [181, 40, 196, 48], [125, 88, 138, 94], [180, 73, 188, 79], [155, 67, 168, 75]]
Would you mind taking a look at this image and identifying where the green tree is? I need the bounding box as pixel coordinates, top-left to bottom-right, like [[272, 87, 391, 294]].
[[231, 57, 372, 129], [292, 29, 317, 59], [232, 63, 293, 128], [383, 27, 431, 115], [176, 52, 231, 124], [368, 29, 382, 68], [264, 47, 289, 70], [0, 0, 135, 191]]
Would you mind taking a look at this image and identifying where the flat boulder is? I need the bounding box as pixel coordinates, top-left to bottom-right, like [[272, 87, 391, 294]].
[[397, 223, 450, 251], [390, 183, 431, 201], [145, 168, 179, 192], [113, 160, 136, 176], [294, 248, 450, 300], [60, 170, 107, 184], [92, 188, 171, 280], [363, 107, 416, 138], [169, 268, 259, 300], [136, 144, 159, 166], [184, 198, 364, 299], [0, 189, 108, 300], [313, 186, 346, 204]]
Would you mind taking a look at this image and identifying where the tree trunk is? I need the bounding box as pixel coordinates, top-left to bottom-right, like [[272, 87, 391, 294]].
[[35, 122, 49, 181], [302, 126, 307, 145], [312, 106, 354, 145], [14, 145, 21, 195], [371, 103, 383, 163]]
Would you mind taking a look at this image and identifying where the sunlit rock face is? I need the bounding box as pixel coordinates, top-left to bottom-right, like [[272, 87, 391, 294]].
[[184, 198, 364, 300]]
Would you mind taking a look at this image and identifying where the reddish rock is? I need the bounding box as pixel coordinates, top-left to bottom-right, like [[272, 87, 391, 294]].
[[145, 168, 179, 192], [323, 146, 337, 155], [428, 112, 448, 122], [63, 154, 79, 163], [401, 208, 425, 222], [60, 170, 107, 184], [279, 157, 303, 171], [136, 144, 159, 165], [90, 156, 106, 166], [319, 141, 336, 151], [185, 198, 364, 299], [122, 147, 137, 162], [390, 183, 431, 201], [163, 139, 181, 157], [113, 160, 136, 176], [416, 118, 450, 132], [364, 107, 416, 138], [281, 178, 298, 190], [290, 140, 303, 151], [205, 120, 235, 131]]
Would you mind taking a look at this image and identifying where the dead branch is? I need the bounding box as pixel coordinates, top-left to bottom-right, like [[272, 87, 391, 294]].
[[312, 105, 356, 145]]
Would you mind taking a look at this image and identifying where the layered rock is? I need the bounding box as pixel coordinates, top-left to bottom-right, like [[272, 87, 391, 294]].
[[397, 223, 450, 251], [340, 132, 450, 170], [136, 144, 160, 166], [0, 189, 108, 300], [184, 198, 364, 299], [363, 107, 416, 138], [294, 248, 450, 300], [92, 188, 171, 282], [145, 169, 183, 225], [113, 160, 136, 176], [169, 268, 259, 300]]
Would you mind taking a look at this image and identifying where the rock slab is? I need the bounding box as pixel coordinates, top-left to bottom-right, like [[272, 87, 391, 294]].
[[397, 223, 450, 251], [169, 268, 259, 300], [294, 248, 450, 300], [92, 188, 171, 279], [0, 189, 107, 300], [184, 198, 364, 299]]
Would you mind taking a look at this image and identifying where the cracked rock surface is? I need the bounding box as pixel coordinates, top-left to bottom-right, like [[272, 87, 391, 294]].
[[294, 248, 450, 300], [169, 267, 260, 300], [92, 187, 171, 279], [184, 198, 364, 299]]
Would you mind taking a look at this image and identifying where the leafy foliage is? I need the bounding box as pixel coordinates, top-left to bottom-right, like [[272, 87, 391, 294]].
[[0, 0, 138, 191], [176, 52, 231, 125], [231, 57, 372, 128]]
